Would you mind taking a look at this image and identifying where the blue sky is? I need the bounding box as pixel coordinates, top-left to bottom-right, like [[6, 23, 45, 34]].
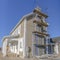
[[0, 0, 60, 47]]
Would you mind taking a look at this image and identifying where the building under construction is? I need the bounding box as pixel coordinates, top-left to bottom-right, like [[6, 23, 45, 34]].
[[2, 7, 57, 58]]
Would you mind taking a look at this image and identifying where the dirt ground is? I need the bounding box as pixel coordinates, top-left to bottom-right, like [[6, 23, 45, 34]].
[[0, 52, 60, 60], [0, 56, 60, 60]]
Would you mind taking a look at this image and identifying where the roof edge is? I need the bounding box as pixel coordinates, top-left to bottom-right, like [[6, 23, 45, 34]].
[[10, 12, 33, 34]]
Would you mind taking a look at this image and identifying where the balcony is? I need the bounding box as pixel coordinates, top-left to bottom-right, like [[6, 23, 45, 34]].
[[33, 20, 48, 27], [33, 8, 48, 18], [34, 44, 46, 48], [34, 43, 55, 48], [33, 31, 49, 36], [46, 43, 55, 46]]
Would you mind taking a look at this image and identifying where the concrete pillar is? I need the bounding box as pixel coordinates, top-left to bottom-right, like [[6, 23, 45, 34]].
[[32, 34, 35, 57], [13, 45, 16, 53], [54, 43, 59, 54], [45, 36, 49, 54], [17, 40, 20, 55], [15, 45, 16, 53], [23, 19, 27, 57], [2, 39, 8, 56]]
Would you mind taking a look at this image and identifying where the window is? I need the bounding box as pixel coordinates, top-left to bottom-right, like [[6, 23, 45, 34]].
[[48, 45, 52, 54], [50, 38, 54, 43], [35, 46, 39, 56], [34, 34, 44, 45], [35, 15, 41, 22], [37, 15, 41, 19], [36, 25, 41, 32], [42, 26, 47, 32], [41, 17, 45, 23], [41, 38, 44, 45]]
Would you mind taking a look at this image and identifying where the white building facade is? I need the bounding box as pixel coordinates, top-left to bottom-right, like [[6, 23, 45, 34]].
[[2, 18, 27, 58]]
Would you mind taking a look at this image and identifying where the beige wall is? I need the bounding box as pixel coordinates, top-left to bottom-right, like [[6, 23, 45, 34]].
[[26, 19, 34, 57], [20, 21, 24, 37], [26, 17, 48, 56]]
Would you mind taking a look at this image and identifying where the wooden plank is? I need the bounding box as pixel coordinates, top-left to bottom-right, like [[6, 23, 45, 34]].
[[33, 31, 49, 36], [33, 9, 48, 18]]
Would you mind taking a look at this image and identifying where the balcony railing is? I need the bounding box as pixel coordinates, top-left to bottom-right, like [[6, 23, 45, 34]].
[[34, 44, 46, 47], [46, 43, 55, 46], [33, 20, 48, 27], [34, 43, 55, 47], [33, 8, 48, 18], [33, 31, 49, 36]]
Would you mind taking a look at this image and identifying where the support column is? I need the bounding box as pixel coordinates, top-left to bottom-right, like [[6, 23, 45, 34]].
[[2, 39, 8, 56], [23, 19, 27, 57], [32, 23, 37, 57], [32, 34, 35, 57], [54, 43, 59, 54], [18, 40, 20, 55], [15, 45, 16, 53], [46, 36, 49, 54]]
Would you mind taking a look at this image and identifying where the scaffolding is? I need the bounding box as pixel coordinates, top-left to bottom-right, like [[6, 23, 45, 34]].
[[32, 8, 55, 56]]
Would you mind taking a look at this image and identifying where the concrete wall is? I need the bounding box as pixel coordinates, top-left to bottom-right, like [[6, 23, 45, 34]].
[[58, 43, 60, 54], [4, 20, 25, 57], [25, 18, 45, 56], [26, 17, 47, 56], [26, 18, 35, 57], [18, 38, 24, 57], [2, 39, 7, 56], [52, 37, 60, 55], [20, 21, 24, 37]]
